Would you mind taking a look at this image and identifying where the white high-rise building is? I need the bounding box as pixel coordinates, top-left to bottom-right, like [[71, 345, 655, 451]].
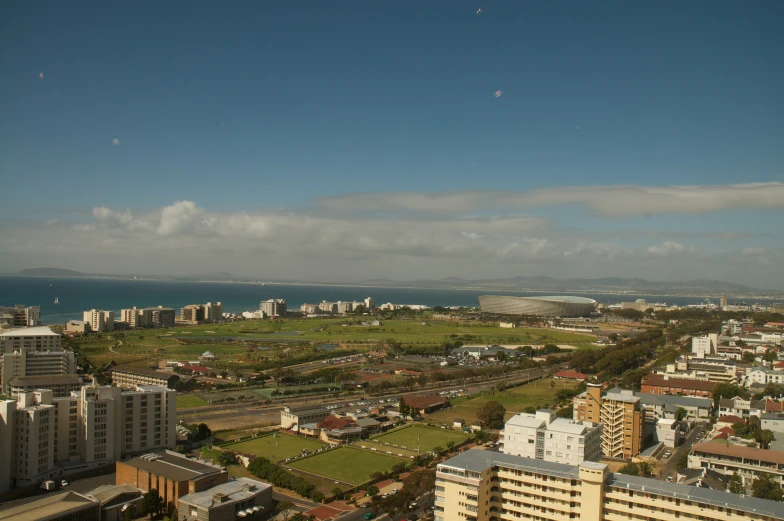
[[0, 305, 41, 328], [364, 297, 376, 310], [83, 309, 115, 333], [0, 384, 176, 493], [337, 301, 353, 314], [260, 299, 287, 317], [0, 326, 62, 354], [692, 333, 719, 358], [501, 409, 602, 465]]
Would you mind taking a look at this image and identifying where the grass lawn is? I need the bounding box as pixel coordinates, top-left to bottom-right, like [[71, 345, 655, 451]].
[[227, 433, 327, 462], [287, 447, 405, 485], [428, 379, 580, 425], [176, 394, 208, 408], [371, 424, 469, 452]]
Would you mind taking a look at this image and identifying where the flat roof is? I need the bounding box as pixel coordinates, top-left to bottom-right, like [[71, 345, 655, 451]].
[[608, 472, 784, 518], [692, 442, 784, 465], [121, 452, 224, 482], [10, 374, 81, 384], [438, 449, 581, 480], [178, 478, 270, 509], [111, 366, 178, 380], [0, 491, 97, 521], [0, 326, 59, 337]]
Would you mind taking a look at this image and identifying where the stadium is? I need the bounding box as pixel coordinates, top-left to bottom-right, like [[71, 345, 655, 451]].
[[478, 295, 597, 317]]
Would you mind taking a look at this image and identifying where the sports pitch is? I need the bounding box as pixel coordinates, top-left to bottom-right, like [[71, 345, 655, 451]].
[[287, 447, 405, 485], [227, 433, 326, 462], [371, 424, 470, 453]]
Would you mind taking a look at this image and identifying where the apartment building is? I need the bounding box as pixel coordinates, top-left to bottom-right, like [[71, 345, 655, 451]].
[[689, 442, 784, 490], [260, 299, 287, 317], [83, 309, 115, 333], [109, 366, 180, 389], [746, 367, 784, 387], [573, 384, 643, 458], [0, 326, 62, 353], [692, 333, 719, 358], [120, 306, 176, 328], [0, 384, 176, 493], [640, 374, 715, 398], [318, 301, 338, 314], [0, 348, 77, 394], [501, 409, 602, 465], [435, 449, 784, 521], [0, 305, 41, 328], [337, 301, 353, 314]]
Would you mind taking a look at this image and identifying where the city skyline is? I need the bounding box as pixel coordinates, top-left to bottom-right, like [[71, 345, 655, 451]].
[[1, 2, 783, 287]]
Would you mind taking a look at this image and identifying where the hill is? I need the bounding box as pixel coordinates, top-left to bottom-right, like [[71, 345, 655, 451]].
[[17, 268, 91, 278]]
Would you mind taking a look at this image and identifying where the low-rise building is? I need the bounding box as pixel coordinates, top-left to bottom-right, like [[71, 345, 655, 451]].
[[280, 405, 330, 430], [501, 409, 602, 464], [640, 374, 715, 398], [435, 449, 784, 521], [176, 478, 272, 521], [7, 374, 82, 397], [689, 442, 784, 490], [116, 452, 228, 513], [762, 413, 784, 433], [65, 320, 90, 334], [0, 490, 100, 521], [654, 418, 681, 448], [109, 366, 179, 389], [85, 484, 143, 521], [606, 387, 712, 421], [402, 394, 450, 416]]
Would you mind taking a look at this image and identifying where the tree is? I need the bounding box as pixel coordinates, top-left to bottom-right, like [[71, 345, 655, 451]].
[[432, 445, 445, 455], [637, 461, 653, 478], [742, 352, 757, 364], [754, 429, 776, 450], [676, 407, 688, 422], [728, 473, 746, 495], [477, 400, 506, 429], [331, 486, 343, 499], [366, 485, 379, 497], [752, 473, 784, 502], [121, 505, 136, 521], [675, 451, 689, 471], [142, 489, 162, 519], [276, 501, 296, 521], [218, 451, 238, 466], [712, 382, 746, 409], [618, 462, 640, 476], [446, 441, 456, 453]]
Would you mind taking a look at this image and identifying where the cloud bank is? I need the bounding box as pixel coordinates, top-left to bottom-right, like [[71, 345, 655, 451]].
[[1, 182, 782, 287]]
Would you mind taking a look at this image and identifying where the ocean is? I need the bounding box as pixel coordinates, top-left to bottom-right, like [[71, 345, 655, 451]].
[[0, 276, 763, 325]]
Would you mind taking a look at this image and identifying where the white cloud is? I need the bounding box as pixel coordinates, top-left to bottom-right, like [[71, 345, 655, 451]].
[[315, 182, 784, 217], [647, 241, 686, 256]]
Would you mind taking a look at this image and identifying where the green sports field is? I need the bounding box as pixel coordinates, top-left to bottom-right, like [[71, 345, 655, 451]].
[[176, 394, 208, 408], [227, 433, 327, 462], [371, 424, 469, 452], [287, 447, 405, 485]]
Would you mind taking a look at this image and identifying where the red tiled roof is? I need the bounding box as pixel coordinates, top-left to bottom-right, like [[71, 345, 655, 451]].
[[718, 415, 744, 424], [182, 365, 210, 373], [766, 399, 784, 412], [718, 426, 735, 436], [554, 370, 588, 379], [317, 414, 357, 430], [712, 433, 729, 440], [641, 374, 715, 392]]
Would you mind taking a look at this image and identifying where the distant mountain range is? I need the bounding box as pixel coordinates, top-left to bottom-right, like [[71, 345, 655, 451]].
[[355, 275, 771, 296], [13, 268, 778, 296]]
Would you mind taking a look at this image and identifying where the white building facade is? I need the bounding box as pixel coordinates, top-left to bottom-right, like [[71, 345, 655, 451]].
[[691, 333, 718, 358], [501, 409, 602, 465]]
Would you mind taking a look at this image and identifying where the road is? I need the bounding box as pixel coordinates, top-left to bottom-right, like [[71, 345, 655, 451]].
[[660, 422, 706, 478], [177, 365, 561, 427]]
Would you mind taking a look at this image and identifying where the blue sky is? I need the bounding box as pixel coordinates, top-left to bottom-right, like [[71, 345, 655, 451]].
[[1, 2, 783, 288]]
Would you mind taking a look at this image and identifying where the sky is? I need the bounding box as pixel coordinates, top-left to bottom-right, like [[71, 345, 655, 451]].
[[1, 2, 783, 288]]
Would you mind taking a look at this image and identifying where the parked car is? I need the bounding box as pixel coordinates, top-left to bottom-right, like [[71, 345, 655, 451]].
[[60, 480, 69, 487]]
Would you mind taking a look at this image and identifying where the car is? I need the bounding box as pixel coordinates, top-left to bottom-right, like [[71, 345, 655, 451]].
[[364, 513, 376, 520], [60, 480, 69, 487]]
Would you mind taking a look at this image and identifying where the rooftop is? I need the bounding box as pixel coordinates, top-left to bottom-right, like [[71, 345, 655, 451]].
[[607, 388, 711, 408], [178, 478, 270, 509], [608, 472, 784, 519], [438, 449, 580, 480], [641, 374, 715, 392], [121, 452, 224, 482], [0, 491, 97, 521], [692, 442, 784, 465], [0, 326, 59, 338], [603, 392, 641, 404], [9, 374, 81, 384], [85, 484, 142, 506], [111, 366, 179, 380]]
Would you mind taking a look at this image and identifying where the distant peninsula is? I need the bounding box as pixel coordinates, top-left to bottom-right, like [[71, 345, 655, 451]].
[[17, 268, 91, 278]]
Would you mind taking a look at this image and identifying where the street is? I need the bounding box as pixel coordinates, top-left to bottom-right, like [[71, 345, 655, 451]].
[[660, 422, 706, 478]]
